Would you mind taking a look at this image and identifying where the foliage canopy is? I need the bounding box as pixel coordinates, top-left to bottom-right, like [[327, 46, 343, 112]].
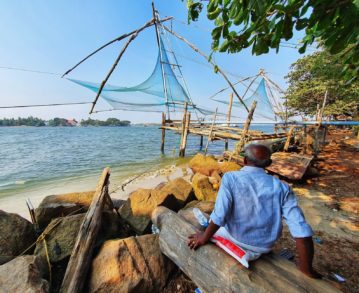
[[285, 48, 359, 118], [185, 0, 359, 81]]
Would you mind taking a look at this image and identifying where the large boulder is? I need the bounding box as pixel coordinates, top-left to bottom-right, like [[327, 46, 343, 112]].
[[35, 191, 95, 229], [0, 210, 36, 264], [191, 173, 217, 202], [189, 153, 240, 176], [119, 179, 194, 234], [89, 234, 175, 293], [35, 211, 128, 263], [0, 255, 49, 293]]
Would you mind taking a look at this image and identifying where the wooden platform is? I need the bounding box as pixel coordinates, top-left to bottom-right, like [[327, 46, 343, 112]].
[[224, 151, 313, 180]]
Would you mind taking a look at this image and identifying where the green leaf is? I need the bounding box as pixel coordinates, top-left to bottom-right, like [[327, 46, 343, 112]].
[[208, 7, 222, 20]]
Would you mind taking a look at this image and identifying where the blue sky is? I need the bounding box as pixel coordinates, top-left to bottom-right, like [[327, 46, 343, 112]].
[[0, 0, 315, 123]]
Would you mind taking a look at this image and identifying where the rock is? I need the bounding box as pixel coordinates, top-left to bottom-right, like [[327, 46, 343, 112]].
[[89, 234, 175, 293], [189, 154, 219, 176], [0, 210, 36, 264], [183, 200, 215, 214], [35, 191, 95, 229], [35, 213, 84, 263], [119, 179, 195, 234], [118, 199, 152, 235], [35, 211, 128, 263], [0, 255, 49, 293], [189, 153, 240, 177], [191, 173, 217, 202], [218, 161, 240, 174]]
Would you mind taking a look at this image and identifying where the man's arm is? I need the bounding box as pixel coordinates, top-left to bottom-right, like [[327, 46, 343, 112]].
[[188, 173, 233, 250], [281, 187, 321, 278], [295, 237, 322, 278]]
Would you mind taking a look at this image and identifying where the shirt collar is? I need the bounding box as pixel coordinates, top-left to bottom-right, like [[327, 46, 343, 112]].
[[241, 166, 266, 173]]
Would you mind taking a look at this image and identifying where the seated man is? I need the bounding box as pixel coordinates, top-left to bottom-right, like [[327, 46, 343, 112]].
[[188, 144, 320, 278]]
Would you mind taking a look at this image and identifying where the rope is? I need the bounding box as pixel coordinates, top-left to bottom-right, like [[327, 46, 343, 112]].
[[0, 66, 61, 76], [0, 102, 92, 109]]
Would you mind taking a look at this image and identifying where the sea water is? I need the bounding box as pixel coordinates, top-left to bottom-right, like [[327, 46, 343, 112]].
[[0, 124, 273, 204]]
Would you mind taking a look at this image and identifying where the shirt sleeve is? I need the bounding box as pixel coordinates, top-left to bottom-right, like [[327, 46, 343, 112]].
[[210, 173, 233, 227], [282, 186, 313, 238]]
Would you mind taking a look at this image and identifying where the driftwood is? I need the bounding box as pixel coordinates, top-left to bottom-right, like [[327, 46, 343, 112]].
[[152, 207, 340, 293], [60, 167, 110, 293]]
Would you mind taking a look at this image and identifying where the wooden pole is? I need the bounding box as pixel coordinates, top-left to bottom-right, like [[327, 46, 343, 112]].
[[225, 93, 233, 151], [161, 112, 166, 153], [179, 112, 191, 157], [284, 126, 295, 152], [179, 103, 188, 156], [302, 125, 308, 155], [89, 32, 141, 114], [234, 101, 257, 154], [61, 17, 172, 78], [204, 108, 218, 155], [162, 26, 249, 112], [60, 168, 110, 293]]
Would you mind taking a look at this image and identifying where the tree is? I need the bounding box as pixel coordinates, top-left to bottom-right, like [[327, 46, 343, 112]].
[[285, 48, 359, 119], [185, 0, 359, 81]]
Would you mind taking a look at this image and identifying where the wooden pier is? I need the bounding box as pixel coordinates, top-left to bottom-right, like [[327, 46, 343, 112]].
[[160, 101, 289, 157]]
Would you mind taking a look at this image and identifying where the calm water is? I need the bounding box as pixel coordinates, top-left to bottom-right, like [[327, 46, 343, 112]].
[[0, 124, 273, 200]]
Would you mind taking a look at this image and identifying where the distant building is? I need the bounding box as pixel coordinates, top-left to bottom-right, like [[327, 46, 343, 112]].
[[66, 118, 78, 126]]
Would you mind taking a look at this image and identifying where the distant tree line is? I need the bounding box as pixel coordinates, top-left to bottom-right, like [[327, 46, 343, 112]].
[[80, 118, 131, 127], [0, 117, 131, 127], [0, 116, 45, 127]]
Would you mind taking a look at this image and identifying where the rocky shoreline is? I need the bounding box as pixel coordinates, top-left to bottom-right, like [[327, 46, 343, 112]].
[[0, 154, 239, 293], [1, 142, 358, 292]]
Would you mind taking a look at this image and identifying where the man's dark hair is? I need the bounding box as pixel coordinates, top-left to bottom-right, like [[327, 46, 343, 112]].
[[244, 144, 272, 168]]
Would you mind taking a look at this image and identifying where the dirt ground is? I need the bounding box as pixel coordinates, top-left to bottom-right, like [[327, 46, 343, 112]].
[[274, 129, 359, 293]]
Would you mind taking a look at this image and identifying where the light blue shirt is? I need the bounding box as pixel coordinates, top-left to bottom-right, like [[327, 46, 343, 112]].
[[210, 166, 313, 250]]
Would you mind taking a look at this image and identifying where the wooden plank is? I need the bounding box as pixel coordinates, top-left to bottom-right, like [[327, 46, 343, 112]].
[[152, 207, 340, 293], [224, 152, 313, 181], [60, 167, 110, 293]]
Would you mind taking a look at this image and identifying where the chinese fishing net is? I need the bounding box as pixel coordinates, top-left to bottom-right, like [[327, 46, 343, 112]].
[[211, 78, 277, 121], [68, 34, 216, 116]]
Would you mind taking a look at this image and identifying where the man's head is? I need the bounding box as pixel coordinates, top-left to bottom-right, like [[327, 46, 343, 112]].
[[243, 144, 272, 168]]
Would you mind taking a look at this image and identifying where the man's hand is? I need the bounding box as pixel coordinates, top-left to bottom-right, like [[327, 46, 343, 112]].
[[188, 231, 208, 250]]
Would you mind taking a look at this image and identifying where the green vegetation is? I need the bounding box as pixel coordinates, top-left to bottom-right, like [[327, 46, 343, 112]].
[[285, 48, 359, 119], [0, 117, 45, 127], [185, 0, 359, 81], [80, 118, 131, 127], [0, 117, 131, 127]]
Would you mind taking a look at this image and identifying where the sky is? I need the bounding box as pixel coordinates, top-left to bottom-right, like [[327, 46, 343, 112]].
[[0, 0, 316, 123]]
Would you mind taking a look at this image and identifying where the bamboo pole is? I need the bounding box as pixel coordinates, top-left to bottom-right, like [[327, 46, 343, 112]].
[[225, 93, 233, 150], [161, 112, 166, 153], [179, 103, 188, 156], [61, 17, 172, 78], [162, 26, 249, 112], [179, 112, 191, 157], [234, 101, 257, 154], [89, 32, 142, 114], [204, 108, 218, 155], [60, 167, 110, 293], [284, 126, 295, 152]]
